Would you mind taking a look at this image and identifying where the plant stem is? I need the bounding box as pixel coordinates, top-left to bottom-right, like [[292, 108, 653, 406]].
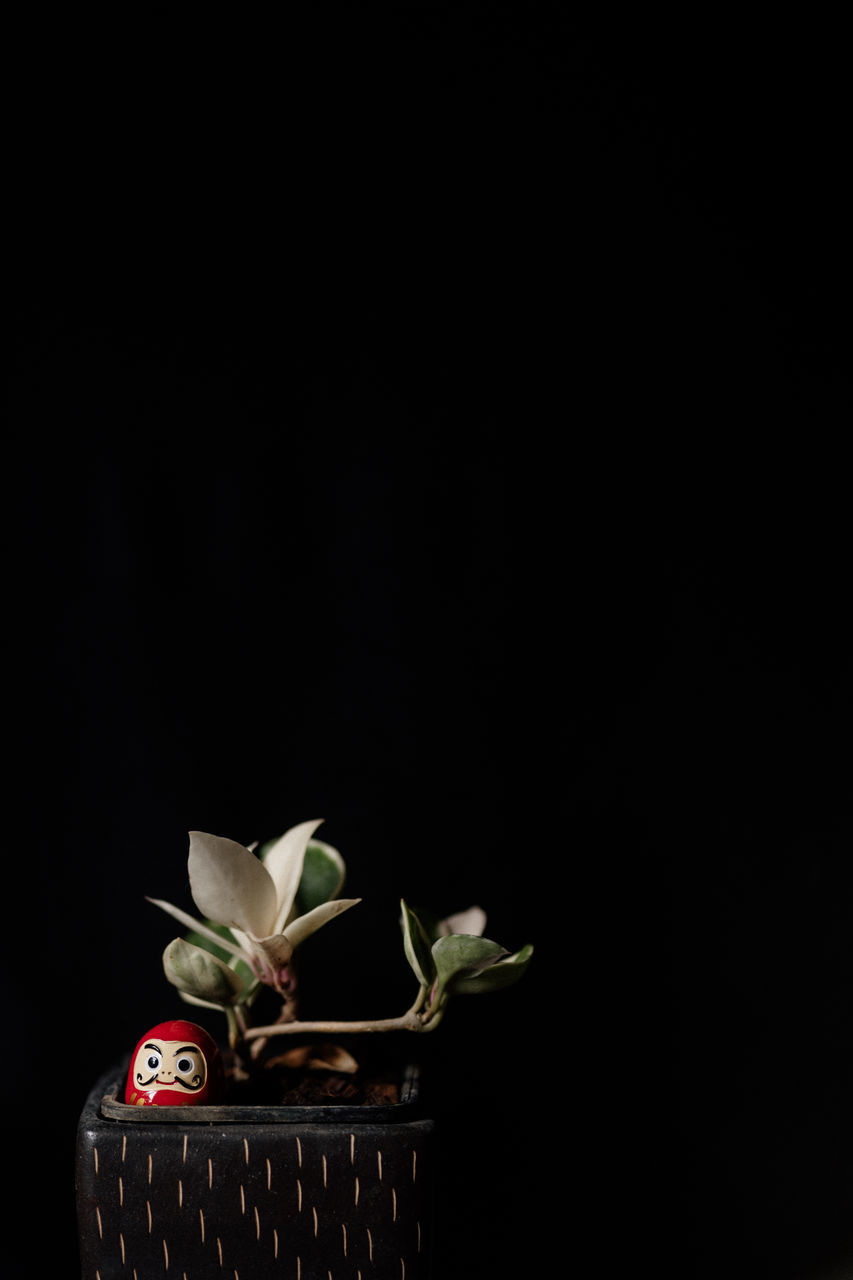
[[243, 1004, 435, 1042]]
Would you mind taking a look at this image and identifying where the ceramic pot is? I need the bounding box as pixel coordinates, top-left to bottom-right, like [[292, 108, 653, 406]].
[[76, 1060, 434, 1279]]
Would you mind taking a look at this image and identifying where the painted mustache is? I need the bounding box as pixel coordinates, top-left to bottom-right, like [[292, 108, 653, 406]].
[[135, 1071, 204, 1090]]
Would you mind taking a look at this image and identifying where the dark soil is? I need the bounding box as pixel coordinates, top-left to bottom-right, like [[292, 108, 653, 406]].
[[224, 1051, 401, 1107]]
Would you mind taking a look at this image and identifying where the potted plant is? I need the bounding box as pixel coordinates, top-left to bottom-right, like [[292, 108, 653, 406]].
[[76, 818, 532, 1279]]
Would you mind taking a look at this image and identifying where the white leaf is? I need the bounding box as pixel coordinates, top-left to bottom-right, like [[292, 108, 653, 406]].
[[146, 897, 251, 963], [283, 897, 361, 948], [253, 932, 295, 970], [188, 831, 278, 937], [262, 819, 325, 933], [439, 905, 487, 937]]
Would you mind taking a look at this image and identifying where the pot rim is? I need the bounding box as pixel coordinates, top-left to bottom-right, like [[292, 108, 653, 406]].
[[99, 1062, 423, 1125]]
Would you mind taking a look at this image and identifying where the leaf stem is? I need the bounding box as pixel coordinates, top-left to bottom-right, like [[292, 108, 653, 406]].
[[243, 996, 436, 1041]]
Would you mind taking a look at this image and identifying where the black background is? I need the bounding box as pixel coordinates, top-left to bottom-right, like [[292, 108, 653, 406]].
[[6, 9, 853, 1278]]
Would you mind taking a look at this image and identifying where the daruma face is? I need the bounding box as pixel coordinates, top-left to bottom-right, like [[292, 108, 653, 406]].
[[125, 1020, 224, 1106]]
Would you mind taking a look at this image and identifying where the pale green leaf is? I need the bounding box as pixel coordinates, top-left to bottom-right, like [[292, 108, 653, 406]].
[[400, 900, 436, 988], [163, 937, 246, 1006], [432, 934, 508, 994], [448, 943, 534, 994]]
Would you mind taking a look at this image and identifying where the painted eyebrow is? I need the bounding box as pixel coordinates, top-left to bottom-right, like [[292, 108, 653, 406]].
[[173, 1046, 199, 1058], [143, 1043, 163, 1054]]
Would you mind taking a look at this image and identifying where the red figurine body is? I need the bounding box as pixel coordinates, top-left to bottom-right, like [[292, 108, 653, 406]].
[[125, 1019, 224, 1106]]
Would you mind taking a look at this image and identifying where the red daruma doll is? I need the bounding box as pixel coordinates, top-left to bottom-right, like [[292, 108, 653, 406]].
[[125, 1020, 225, 1106]]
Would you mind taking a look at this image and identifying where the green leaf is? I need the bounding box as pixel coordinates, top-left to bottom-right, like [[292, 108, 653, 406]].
[[185, 922, 257, 990], [295, 839, 347, 915], [432, 934, 509, 997], [185, 920, 239, 965], [448, 943, 534, 994], [400, 899, 436, 988], [163, 937, 247, 1007], [406, 904, 443, 944]]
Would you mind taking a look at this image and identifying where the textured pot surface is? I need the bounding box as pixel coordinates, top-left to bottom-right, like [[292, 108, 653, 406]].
[[77, 1067, 435, 1279]]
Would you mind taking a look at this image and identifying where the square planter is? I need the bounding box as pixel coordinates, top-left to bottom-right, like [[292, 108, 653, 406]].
[[76, 1059, 434, 1279]]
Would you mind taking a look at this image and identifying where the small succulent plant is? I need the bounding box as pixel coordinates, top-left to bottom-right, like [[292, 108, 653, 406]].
[[149, 819, 532, 1056]]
